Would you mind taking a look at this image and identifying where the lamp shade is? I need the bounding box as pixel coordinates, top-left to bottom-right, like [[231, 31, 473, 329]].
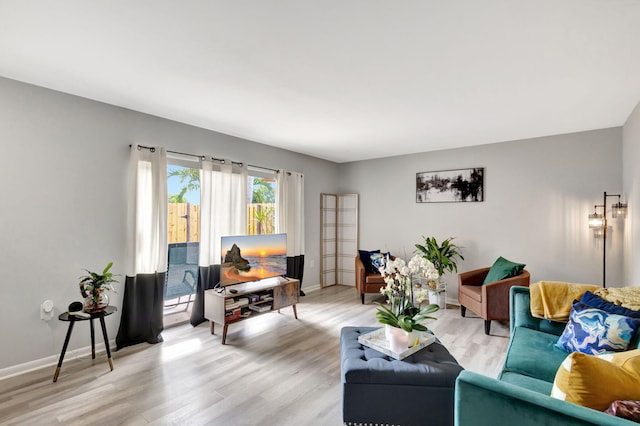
[[588, 212, 604, 229], [612, 202, 627, 218]]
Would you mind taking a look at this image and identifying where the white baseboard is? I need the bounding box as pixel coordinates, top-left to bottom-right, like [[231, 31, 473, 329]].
[[0, 339, 116, 381], [446, 297, 460, 306], [301, 283, 322, 293]]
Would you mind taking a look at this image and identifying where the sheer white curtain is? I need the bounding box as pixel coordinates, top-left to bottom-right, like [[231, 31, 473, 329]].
[[125, 146, 168, 275], [117, 144, 168, 349], [277, 170, 305, 294], [191, 158, 248, 325], [199, 159, 248, 266]]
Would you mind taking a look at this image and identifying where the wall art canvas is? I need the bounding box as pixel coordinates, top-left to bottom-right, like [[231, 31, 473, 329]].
[[416, 167, 484, 203]]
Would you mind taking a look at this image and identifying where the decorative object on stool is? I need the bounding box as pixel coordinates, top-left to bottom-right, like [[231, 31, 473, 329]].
[[375, 255, 439, 343], [79, 262, 119, 313], [428, 281, 447, 308], [415, 236, 464, 308]]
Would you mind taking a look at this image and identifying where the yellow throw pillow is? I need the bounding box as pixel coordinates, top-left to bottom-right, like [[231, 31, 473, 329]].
[[597, 349, 640, 374], [551, 351, 640, 410]]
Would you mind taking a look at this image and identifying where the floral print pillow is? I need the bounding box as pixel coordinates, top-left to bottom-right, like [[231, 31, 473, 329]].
[[556, 302, 640, 355]]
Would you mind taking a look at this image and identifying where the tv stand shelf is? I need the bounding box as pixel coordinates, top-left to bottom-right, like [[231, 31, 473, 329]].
[[204, 277, 300, 344]]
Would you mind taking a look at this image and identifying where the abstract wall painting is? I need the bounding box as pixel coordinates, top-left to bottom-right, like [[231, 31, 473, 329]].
[[416, 167, 484, 203]]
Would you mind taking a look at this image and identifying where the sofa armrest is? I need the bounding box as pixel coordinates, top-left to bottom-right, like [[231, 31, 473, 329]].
[[509, 286, 567, 336], [455, 370, 633, 426]]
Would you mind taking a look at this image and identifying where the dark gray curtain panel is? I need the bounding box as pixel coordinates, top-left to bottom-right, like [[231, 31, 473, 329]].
[[116, 273, 166, 350], [190, 265, 220, 326]]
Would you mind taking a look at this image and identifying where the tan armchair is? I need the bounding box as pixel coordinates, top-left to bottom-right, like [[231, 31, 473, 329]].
[[458, 267, 530, 335], [355, 255, 388, 304]]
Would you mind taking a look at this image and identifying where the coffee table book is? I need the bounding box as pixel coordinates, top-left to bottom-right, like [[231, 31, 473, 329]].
[[357, 327, 436, 360]]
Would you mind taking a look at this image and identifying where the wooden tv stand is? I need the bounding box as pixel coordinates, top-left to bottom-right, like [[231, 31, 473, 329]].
[[204, 277, 300, 344]]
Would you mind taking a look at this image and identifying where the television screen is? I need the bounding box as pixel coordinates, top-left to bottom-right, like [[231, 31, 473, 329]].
[[220, 233, 288, 286]]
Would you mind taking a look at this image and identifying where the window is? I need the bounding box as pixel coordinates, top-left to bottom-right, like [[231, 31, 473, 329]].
[[165, 159, 201, 323], [162, 161, 277, 324], [247, 169, 277, 235]]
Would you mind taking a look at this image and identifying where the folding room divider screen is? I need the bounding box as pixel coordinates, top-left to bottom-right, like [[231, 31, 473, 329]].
[[320, 193, 358, 287]]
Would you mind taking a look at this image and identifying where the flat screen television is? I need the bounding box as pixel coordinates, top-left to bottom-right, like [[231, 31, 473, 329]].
[[220, 233, 288, 286]]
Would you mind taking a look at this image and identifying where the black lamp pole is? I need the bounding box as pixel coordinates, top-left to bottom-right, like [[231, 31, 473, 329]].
[[595, 191, 625, 288], [602, 191, 608, 289]]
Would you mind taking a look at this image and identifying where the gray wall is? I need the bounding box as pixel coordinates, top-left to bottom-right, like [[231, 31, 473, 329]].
[[1, 74, 636, 374], [0, 77, 339, 371], [337, 128, 624, 297], [623, 101, 640, 286]]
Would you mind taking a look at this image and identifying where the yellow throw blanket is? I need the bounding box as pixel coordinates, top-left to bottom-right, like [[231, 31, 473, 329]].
[[594, 287, 640, 311], [530, 281, 600, 321]]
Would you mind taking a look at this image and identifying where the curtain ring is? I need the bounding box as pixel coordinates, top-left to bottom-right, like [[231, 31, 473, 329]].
[[150, 147, 156, 153], [137, 146, 141, 151]]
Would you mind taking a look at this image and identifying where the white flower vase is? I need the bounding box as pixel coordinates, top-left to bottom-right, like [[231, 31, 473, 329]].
[[387, 327, 420, 353], [428, 277, 446, 309], [388, 326, 409, 353]]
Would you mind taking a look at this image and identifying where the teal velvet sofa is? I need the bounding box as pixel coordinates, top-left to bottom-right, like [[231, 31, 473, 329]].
[[454, 286, 639, 426]]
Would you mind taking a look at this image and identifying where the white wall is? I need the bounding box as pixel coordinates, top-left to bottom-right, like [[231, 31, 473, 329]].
[[623, 101, 640, 286], [338, 128, 624, 298], [0, 77, 339, 371]]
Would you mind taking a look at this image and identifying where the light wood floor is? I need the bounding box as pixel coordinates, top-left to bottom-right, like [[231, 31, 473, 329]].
[[0, 285, 510, 426]]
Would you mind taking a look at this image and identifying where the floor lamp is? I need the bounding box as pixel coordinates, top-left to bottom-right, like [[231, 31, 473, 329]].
[[588, 191, 627, 288]]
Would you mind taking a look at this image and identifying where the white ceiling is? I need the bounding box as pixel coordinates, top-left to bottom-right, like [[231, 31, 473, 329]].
[[1, 1, 640, 163]]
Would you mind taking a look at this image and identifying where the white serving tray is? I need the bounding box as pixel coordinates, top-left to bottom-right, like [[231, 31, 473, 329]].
[[357, 327, 436, 360]]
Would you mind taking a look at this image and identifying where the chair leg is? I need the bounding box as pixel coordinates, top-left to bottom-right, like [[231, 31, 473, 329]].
[[484, 320, 491, 335], [460, 305, 466, 317], [361, 293, 365, 304]]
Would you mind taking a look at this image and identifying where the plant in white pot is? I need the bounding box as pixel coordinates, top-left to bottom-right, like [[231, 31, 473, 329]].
[[414, 236, 464, 308], [375, 255, 439, 352]]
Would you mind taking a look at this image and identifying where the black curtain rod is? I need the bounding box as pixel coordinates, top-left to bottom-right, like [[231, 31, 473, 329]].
[[129, 144, 280, 173]]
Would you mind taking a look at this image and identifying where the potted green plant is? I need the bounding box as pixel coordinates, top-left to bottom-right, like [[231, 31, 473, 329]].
[[414, 237, 464, 306], [375, 255, 439, 352], [79, 262, 119, 312]]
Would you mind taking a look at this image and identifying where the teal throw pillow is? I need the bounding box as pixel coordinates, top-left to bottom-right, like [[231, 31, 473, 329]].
[[483, 256, 525, 284], [556, 302, 640, 355]]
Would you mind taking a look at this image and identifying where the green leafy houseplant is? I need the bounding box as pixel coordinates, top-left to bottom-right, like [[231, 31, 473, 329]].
[[375, 301, 439, 332], [79, 262, 119, 311], [415, 236, 464, 276]]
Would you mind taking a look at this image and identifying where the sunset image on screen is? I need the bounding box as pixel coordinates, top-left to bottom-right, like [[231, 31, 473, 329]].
[[220, 234, 287, 285]]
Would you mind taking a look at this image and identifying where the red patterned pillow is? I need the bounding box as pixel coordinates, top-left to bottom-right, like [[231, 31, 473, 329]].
[[605, 400, 640, 423]]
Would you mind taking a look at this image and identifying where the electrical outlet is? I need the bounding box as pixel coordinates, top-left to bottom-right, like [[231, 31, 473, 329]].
[[41, 300, 54, 321]]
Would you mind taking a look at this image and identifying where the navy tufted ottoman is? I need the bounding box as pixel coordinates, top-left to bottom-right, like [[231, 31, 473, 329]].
[[341, 326, 463, 426]]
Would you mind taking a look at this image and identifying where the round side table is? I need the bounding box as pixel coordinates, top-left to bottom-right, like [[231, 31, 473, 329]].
[[52, 305, 117, 382]]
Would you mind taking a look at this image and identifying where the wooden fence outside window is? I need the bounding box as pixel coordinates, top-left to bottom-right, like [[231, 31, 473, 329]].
[[168, 203, 275, 243]]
